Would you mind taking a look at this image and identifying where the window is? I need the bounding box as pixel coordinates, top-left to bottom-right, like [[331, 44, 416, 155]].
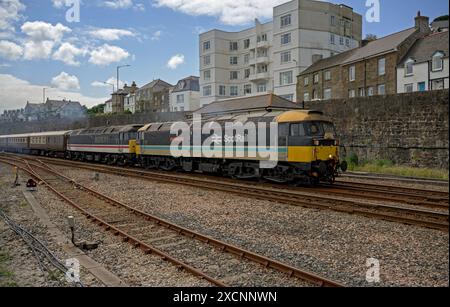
[[219, 85, 226, 96], [378, 84, 386, 95], [290, 123, 305, 137], [244, 39, 250, 49], [378, 58, 386, 76], [304, 77, 309, 86], [418, 82, 426, 92], [257, 64, 268, 73], [280, 71, 293, 85], [281, 51, 291, 63], [331, 15, 336, 26], [244, 84, 252, 95], [313, 73, 319, 84], [176, 94, 184, 104], [404, 83, 413, 93], [230, 86, 238, 96], [312, 90, 318, 100], [340, 36, 344, 45], [230, 71, 238, 80], [281, 33, 291, 45], [432, 52, 444, 71], [244, 68, 251, 79], [203, 70, 211, 80], [405, 59, 414, 76], [367, 87, 374, 96], [204, 55, 211, 66], [257, 83, 267, 93], [281, 94, 294, 101], [203, 85, 211, 96], [230, 56, 238, 65], [359, 88, 365, 97], [244, 54, 250, 64], [349, 65, 356, 81], [261, 34, 267, 41], [203, 41, 210, 51], [303, 92, 310, 102], [323, 88, 332, 100], [432, 79, 445, 90], [330, 34, 335, 45], [230, 42, 238, 51], [345, 38, 350, 47], [348, 89, 356, 98], [325, 70, 331, 81], [281, 14, 291, 27]]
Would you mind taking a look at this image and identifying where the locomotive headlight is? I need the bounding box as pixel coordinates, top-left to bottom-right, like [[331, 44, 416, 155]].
[[314, 140, 320, 146]]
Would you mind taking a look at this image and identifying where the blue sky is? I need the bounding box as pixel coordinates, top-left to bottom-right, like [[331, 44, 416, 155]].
[[0, 0, 448, 111]]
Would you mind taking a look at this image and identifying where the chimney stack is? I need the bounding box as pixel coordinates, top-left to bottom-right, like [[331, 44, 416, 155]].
[[415, 11, 431, 34]]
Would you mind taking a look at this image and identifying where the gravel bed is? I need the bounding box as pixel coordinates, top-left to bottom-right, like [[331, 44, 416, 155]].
[[0, 165, 101, 287], [54, 165, 449, 287]]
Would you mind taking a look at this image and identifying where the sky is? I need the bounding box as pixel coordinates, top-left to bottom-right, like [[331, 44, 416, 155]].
[[0, 0, 448, 112]]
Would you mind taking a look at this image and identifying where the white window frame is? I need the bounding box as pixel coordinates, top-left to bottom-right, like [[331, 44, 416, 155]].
[[405, 58, 414, 76], [313, 73, 319, 84], [257, 83, 267, 93], [348, 89, 356, 98], [367, 87, 374, 96], [378, 84, 386, 95], [378, 58, 386, 76], [203, 70, 211, 81], [349, 65, 356, 82], [303, 92, 310, 102], [203, 41, 210, 51], [230, 71, 239, 80], [281, 33, 291, 45], [230, 42, 238, 51], [230, 86, 238, 96], [204, 55, 211, 66], [304, 77, 309, 86], [323, 88, 332, 100], [281, 51, 291, 64], [404, 83, 413, 93], [230, 56, 238, 65], [432, 52, 444, 71], [280, 71, 293, 86], [330, 34, 335, 45], [203, 85, 211, 96], [244, 84, 252, 95], [219, 85, 226, 96], [280, 14, 291, 28], [325, 70, 331, 81]]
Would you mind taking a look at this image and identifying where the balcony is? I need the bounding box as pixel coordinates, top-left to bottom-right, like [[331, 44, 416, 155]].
[[256, 56, 270, 64], [257, 41, 270, 49], [249, 72, 270, 81]]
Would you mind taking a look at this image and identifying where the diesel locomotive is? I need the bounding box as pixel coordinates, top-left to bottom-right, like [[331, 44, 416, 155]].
[[0, 109, 347, 184]]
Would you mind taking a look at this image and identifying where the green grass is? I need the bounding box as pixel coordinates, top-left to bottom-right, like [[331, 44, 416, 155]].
[[0, 251, 16, 287], [346, 159, 449, 180]]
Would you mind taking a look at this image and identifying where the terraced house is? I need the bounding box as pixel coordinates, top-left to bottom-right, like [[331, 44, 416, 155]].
[[297, 12, 431, 101]]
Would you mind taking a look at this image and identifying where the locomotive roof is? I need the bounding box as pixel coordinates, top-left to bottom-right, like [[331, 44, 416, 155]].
[[70, 124, 143, 135], [0, 131, 70, 138]]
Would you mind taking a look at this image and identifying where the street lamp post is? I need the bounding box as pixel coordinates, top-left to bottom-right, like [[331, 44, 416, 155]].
[[43, 87, 55, 103], [117, 64, 131, 92], [103, 82, 115, 94]]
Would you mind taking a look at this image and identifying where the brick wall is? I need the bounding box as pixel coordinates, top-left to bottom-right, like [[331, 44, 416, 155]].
[[305, 89, 449, 169]]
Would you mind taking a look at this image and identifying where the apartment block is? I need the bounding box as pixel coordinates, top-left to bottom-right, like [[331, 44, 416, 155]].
[[199, 0, 362, 106]]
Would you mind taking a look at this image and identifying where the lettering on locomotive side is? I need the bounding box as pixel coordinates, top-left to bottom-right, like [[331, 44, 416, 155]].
[[170, 113, 279, 169]]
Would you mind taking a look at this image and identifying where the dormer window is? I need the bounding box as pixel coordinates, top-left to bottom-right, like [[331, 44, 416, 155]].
[[405, 58, 414, 76], [432, 51, 444, 71]]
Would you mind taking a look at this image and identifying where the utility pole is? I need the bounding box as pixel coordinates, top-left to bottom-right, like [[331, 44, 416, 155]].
[[117, 64, 131, 92]]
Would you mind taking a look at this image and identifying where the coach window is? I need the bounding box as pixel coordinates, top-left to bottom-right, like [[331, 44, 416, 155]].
[[290, 124, 305, 137], [279, 123, 289, 137]]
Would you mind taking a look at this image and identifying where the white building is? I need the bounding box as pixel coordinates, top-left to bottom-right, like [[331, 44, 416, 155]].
[[199, 0, 362, 106], [170, 76, 200, 112], [104, 99, 112, 114], [397, 31, 449, 93], [124, 93, 137, 114]]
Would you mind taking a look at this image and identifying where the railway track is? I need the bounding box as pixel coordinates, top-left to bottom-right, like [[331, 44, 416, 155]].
[[0, 156, 343, 287], [2, 154, 447, 232]]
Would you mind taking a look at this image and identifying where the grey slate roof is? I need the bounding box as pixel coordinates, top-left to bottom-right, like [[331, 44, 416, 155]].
[[172, 76, 200, 93], [195, 94, 302, 115], [139, 79, 173, 90], [398, 31, 449, 65], [300, 27, 417, 75], [431, 20, 449, 31]]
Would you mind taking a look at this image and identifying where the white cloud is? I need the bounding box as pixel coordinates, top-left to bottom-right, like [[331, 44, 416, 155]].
[[0, 40, 23, 60], [0, 0, 26, 32], [151, 30, 162, 41], [91, 76, 126, 90], [53, 43, 87, 66], [21, 21, 71, 42], [89, 28, 135, 41], [153, 0, 291, 25], [51, 72, 81, 91], [0, 74, 107, 112], [167, 54, 184, 69], [23, 40, 55, 60], [21, 21, 72, 60], [88, 44, 130, 66], [103, 0, 132, 9]]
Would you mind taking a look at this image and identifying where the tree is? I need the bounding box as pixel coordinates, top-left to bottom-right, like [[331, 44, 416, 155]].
[[434, 15, 449, 22], [87, 104, 105, 115], [365, 34, 378, 42]]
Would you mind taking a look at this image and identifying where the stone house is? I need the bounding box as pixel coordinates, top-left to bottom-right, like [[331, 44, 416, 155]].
[[135, 79, 173, 113], [297, 12, 431, 102], [111, 81, 138, 114], [397, 31, 449, 93]]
